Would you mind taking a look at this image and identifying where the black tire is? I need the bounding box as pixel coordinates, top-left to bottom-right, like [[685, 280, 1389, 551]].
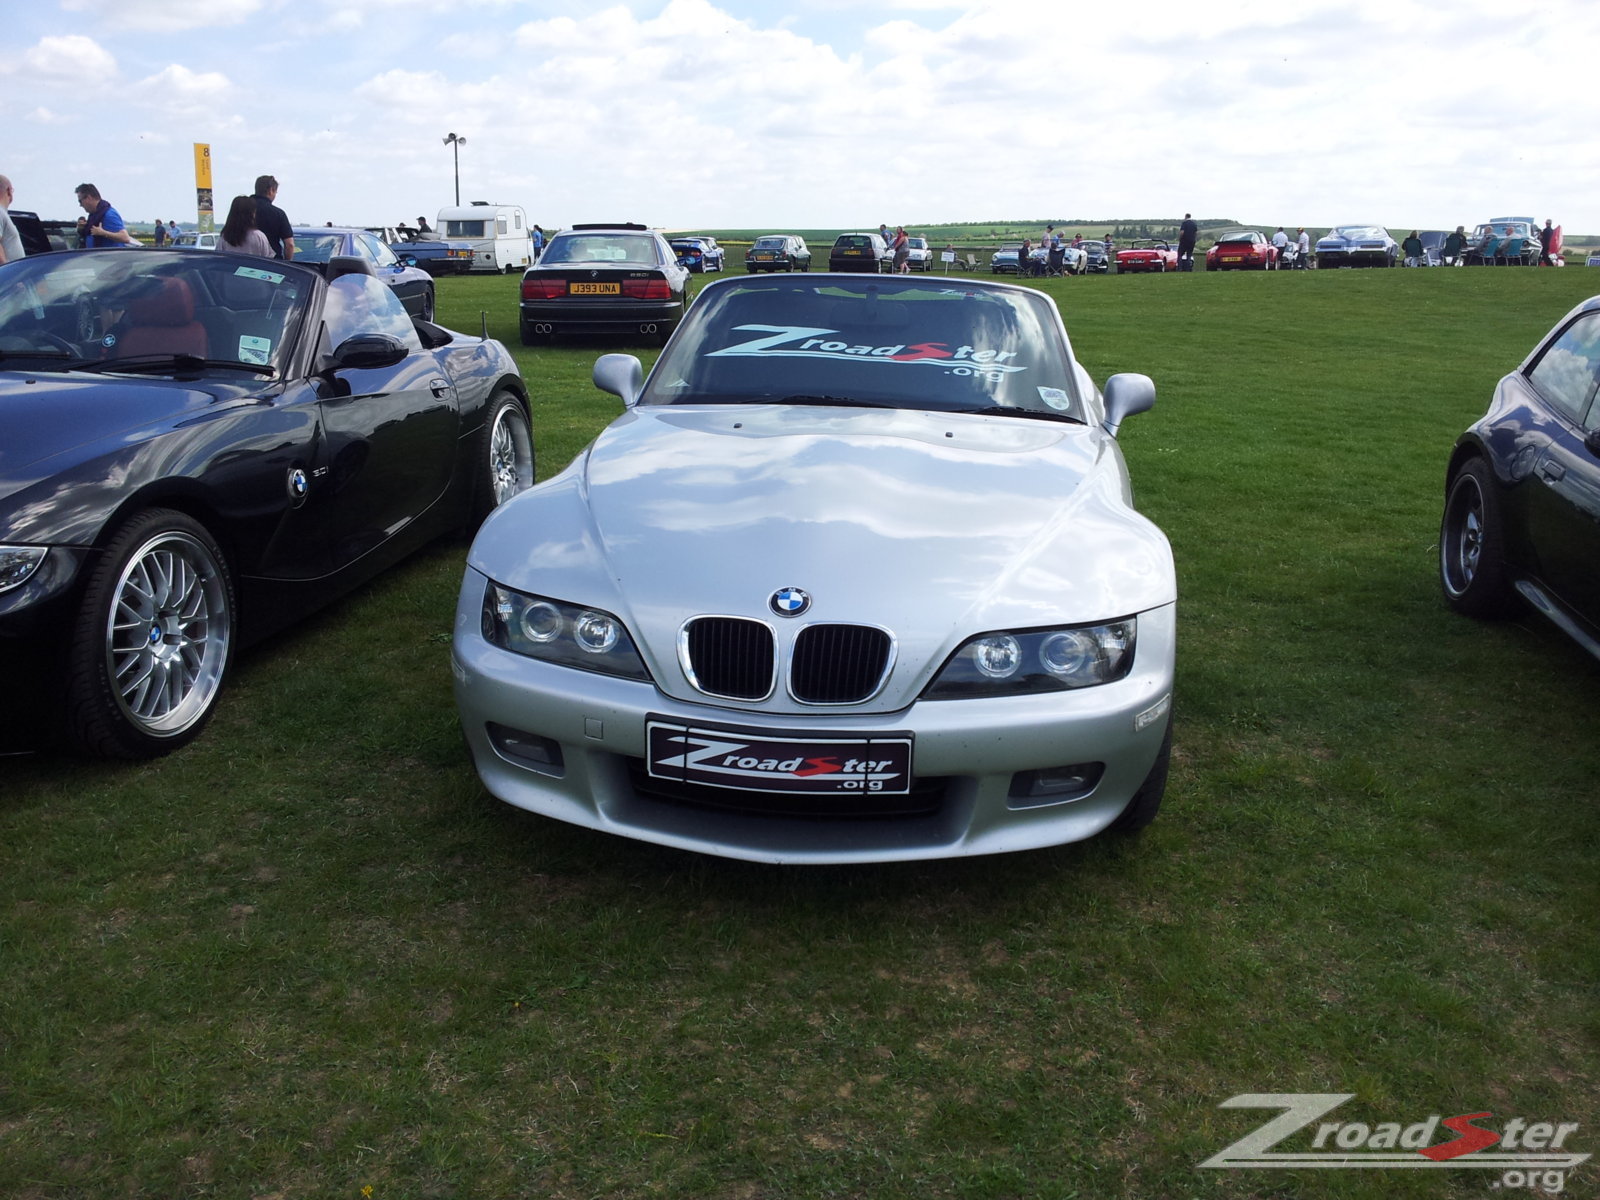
[[1440, 458, 1517, 617], [1108, 716, 1171, 834], [476, 391, 535, 520], [419, 286, 435, 323], [65, 509, 235, 759]]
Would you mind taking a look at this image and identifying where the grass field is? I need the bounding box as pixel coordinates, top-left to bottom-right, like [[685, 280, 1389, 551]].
[[3, 264, 1598, 1199]]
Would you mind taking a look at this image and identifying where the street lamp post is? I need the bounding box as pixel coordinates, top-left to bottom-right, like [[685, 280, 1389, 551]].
[[442, 132, 466, 206]]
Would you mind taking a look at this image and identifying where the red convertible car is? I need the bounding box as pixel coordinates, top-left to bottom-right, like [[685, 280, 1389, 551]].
[[1205, 229, 1278, 271], [1115, 239, 1178, 274]]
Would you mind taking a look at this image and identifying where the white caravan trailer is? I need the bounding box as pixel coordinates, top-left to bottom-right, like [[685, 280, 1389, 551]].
[[436, 202, 534, 273]]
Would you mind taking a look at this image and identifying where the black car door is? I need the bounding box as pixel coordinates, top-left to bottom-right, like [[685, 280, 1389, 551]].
[[1522, 311, 1600, 624], [297, 272, 459, 575]]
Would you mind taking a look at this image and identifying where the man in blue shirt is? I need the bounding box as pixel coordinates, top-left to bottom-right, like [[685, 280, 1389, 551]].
[[75, 183, 134, 247]]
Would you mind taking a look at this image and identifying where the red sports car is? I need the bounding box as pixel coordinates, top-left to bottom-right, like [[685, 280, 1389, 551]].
[[1205, 230, 1278, 271], [1115, 239, 1179, 274]]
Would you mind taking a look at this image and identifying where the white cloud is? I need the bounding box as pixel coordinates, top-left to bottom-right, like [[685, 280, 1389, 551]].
[[133, 64, 235, 115], [60, 0, 262, 31], [15, 35, 117, 83]]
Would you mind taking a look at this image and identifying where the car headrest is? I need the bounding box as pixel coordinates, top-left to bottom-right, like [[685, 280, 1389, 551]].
[[127, 277, 197, 327], [327, 255, 376, 280]]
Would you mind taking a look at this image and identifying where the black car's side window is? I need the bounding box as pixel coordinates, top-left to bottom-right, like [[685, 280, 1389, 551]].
[[1527, 312, 1600, 426], [324, 274, 421, 353]]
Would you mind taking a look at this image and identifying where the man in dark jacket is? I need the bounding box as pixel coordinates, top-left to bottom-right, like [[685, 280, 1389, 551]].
[[252, 175, 295, 261], [1177, 213, 1198, 272]]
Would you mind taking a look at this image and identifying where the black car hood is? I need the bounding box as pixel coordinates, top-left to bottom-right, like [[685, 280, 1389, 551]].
[[0, 370, 242, 492]]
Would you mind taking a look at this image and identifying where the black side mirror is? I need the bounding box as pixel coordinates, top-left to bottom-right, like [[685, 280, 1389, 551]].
[[1584, 429, 1600, 459], [329, 334, 408, 371]]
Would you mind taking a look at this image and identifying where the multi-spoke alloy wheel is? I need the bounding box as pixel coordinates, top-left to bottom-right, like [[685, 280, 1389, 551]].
[[67, 510, 235, 758]]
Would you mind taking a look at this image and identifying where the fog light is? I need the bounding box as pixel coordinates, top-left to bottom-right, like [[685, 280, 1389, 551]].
[[487, 723, 565, 774], [1008, 762, 1104, 807]]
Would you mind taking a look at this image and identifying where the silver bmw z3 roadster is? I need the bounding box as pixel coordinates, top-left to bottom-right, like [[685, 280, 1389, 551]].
[[453, 274, 1175, 863]]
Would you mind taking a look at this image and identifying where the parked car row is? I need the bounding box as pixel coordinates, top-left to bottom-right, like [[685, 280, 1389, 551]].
[[6, 223, 1596, 868]]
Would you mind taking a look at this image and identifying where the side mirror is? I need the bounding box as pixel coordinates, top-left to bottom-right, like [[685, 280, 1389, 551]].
[[1585, 429, 1600, 459], [1103, 373, 1156, 437], [594, 353, 643, 407], [329, 334, 408, 372], [401, 255, 419, 268]]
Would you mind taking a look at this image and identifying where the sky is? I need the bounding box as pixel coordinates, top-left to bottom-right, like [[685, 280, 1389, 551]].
[[4, 0, 1598, 236]]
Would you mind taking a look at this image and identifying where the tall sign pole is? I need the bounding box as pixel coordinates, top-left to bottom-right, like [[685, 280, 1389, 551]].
[[193, 143, 214, 233]]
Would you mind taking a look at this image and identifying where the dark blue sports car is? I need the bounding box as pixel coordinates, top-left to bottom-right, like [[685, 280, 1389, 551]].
[[0, 247, 534, 757], [292, 226, 438, 321], [1440, 296, 1600, 659]]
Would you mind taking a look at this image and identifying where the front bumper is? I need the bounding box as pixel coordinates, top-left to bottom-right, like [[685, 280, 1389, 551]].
[[452, 572, 1177, 864]]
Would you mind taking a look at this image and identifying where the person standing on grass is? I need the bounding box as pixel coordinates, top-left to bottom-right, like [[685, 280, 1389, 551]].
[[252, 174, 295, 261], [892, 226, 909, 274], [1177, 213, 1197, 272], [75, 183, 135, 247]]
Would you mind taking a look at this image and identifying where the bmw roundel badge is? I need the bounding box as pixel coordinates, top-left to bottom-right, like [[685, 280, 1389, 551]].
[[287, 467, 309, 502], [770, 587, 810, 617]]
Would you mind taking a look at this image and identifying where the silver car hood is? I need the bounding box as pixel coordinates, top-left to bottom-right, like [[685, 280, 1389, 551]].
[[470, 403, 1174, 710]]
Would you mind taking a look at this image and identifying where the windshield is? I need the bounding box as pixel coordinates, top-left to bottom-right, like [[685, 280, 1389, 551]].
[[753, 237, 787, 250], [540, 234, 661, 266], [640, 277, 1084, 420], [290, 233, 352, 264], [0, 248, 310, 375], [1330, 226, 1387, 241]]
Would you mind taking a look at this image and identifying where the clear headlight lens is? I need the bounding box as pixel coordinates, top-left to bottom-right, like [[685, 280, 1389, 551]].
[[482, 583, 651, 681], [925, 619, 1136, 698], [0, 546, 48, 593]]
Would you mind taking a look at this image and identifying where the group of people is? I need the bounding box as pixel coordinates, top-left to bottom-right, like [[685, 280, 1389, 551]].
[[0, 174, 298, 261], [1434, 220, 1561, 267], [216, 176, 296, 259], [878, 224, 915, 273], [1269, 226, 1313, 269]]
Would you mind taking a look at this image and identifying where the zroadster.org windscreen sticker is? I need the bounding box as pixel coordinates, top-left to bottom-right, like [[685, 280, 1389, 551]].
[[705, 324, 1026, 376]]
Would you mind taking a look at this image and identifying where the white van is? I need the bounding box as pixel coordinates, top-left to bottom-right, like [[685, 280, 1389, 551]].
[[436, 202, 534, 273]]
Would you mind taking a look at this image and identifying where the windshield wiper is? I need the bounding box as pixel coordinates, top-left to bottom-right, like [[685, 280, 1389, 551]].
[[76, 354, 278, 378], [773, 394, 897, 409], [955, 405, 1086, 424]]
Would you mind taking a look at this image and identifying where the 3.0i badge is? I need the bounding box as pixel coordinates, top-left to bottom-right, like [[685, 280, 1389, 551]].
[[770, 587, 810, 617]]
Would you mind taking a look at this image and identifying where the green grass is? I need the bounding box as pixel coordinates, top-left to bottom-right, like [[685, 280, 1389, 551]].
[[3, 265, 1598, 1199]]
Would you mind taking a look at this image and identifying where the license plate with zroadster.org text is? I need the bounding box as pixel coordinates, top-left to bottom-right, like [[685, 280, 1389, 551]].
[[646, 721, 913, 795], [568, 281, 620, 295]]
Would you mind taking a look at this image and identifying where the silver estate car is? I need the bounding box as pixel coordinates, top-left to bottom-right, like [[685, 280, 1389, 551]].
[[453, 274, 1176, 863]]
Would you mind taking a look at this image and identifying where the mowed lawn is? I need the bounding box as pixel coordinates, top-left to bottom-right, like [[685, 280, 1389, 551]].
[[2, 264, 1597, 1200]]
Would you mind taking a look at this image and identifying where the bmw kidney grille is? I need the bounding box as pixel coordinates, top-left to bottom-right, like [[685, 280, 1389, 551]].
[[681, 616, 892, 704]]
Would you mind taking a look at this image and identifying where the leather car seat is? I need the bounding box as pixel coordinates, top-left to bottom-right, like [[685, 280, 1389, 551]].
[[115, 277, 208, 359]]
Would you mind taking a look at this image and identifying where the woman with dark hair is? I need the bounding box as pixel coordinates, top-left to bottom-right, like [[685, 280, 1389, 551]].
[[219, 195, 270, 256]]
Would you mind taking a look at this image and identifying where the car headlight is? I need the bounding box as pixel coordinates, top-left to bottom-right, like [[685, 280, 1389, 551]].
[[924, 619, 1135, 699], [0, 546, 47, 593], [481, 583, 652, 681]]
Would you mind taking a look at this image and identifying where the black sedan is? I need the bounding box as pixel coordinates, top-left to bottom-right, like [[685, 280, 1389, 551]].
[[827, 232, 890, 273], [1440, 295, 1600, 660], [519, 224, 691, 345], [292, 226, 437, 320], [0, 247, 534, 757]]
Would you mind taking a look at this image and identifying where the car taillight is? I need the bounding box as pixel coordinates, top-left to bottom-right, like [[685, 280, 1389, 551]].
[[521, 278, 566, 300], [622, 278, 672, 300]]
